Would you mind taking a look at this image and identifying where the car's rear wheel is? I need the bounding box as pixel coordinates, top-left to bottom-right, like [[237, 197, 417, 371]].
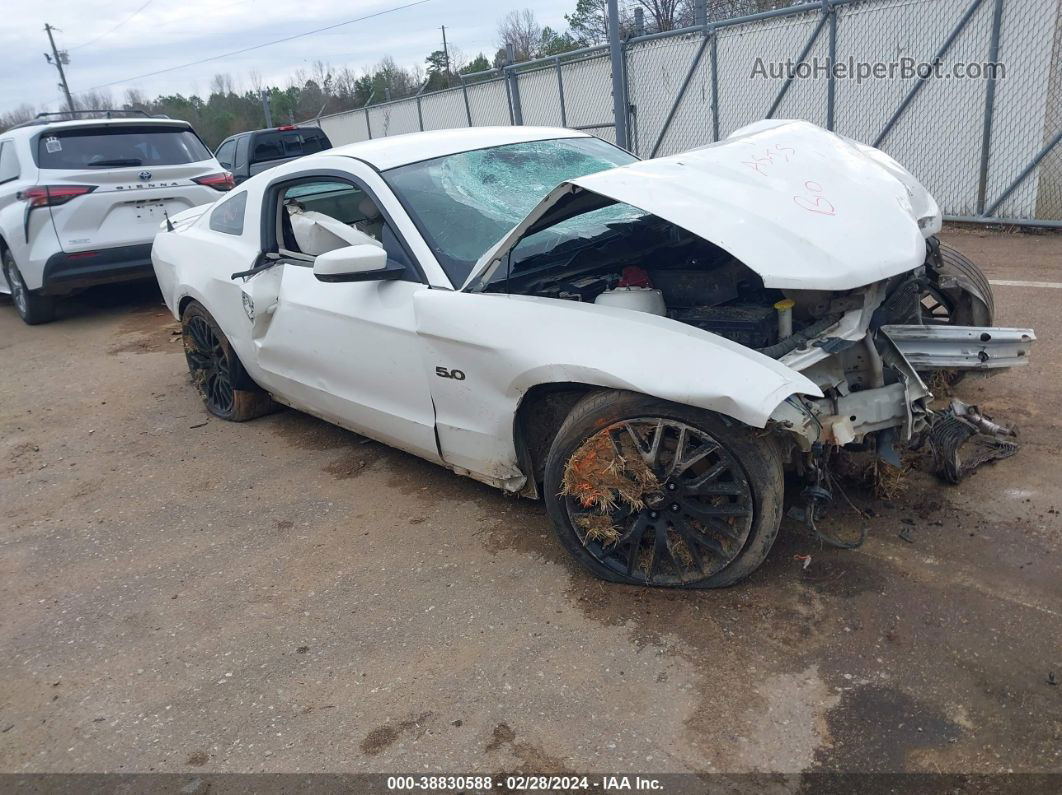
[[543, 390, 784, 589], [2, 249, 55, 325], [181, 301, 276, 422]]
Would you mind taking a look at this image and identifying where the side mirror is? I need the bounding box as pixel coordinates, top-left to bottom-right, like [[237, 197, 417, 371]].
[[312, 244, 398, 283]]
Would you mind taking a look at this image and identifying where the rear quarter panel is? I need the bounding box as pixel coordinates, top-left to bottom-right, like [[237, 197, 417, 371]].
[[151, 201, 260, 372]]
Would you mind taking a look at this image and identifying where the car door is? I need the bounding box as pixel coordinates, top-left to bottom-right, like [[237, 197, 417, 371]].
[[246, 171, 441, 463]]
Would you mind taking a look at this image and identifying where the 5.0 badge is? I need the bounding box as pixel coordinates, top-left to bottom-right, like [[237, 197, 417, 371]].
[[435, 366, 465, 381]]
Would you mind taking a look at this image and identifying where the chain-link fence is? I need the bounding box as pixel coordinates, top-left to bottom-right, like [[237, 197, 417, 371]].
[[315, 0, 1061, 225]]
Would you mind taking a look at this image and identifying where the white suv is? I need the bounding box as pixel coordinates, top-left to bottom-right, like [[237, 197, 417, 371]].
[[0, 112, 231, 324]]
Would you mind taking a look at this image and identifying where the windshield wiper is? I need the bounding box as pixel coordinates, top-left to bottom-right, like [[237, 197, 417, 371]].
[[87, 158, 143, 167]]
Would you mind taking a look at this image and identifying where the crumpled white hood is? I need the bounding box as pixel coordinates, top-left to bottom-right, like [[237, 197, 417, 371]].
[[465, 120, 941, 292]]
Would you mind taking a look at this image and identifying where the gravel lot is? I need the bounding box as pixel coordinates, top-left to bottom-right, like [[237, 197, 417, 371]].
[[0, 228, 1059, 776]]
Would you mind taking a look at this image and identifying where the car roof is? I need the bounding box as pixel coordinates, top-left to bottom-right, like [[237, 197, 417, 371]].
[[328, 126, 591, 170], [5, 116, 193, 140]]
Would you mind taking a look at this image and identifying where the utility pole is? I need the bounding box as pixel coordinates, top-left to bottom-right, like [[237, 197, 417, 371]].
[[44, 24, 75, 115], [440, 25, 451, 87]]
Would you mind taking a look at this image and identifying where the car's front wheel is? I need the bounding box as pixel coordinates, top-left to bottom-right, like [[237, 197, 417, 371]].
[[921, 242, 994, 327], [2, 249, 55, 325], [919, 243, 996, 385], [543, 390, 784, 588], [181, 301, 276, 422]]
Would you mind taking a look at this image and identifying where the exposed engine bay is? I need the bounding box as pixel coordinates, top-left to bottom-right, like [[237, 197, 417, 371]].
[[485, 213, 1035, 546], [486, 213, 881, 360]]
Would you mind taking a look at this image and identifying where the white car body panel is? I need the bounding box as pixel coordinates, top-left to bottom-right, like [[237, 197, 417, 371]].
[[465, 120, 942, 292], [48, 162, 218, 256], [415, 290, 821, 486], [151, 123, 992, 494]]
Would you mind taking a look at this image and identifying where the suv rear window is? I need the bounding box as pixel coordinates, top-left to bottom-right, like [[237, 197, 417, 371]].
[[251, 129, 330, 164], [36, 125, 212, 169]]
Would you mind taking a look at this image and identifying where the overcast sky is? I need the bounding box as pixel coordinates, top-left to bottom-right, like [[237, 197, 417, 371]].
[[2, 0, 577, 114]]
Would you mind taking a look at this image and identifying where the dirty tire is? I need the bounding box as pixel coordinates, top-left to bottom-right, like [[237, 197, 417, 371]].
[[3, 248, 55, 325], [181, 300, 276, 422], [543, 390, 784, 589]]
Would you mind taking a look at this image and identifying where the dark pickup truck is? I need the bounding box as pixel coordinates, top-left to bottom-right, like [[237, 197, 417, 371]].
[[213, 125, 332, 185]]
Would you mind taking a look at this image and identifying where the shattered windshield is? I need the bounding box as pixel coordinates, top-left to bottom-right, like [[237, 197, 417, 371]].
[[383, 137, 638, 285], [509, 203, 649, 271]]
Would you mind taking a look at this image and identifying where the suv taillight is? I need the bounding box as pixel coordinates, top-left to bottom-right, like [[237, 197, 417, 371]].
[[194, 172, 235, 191], [19, 185, 97, 208]]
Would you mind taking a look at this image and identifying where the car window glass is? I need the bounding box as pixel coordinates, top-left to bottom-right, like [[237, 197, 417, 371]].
[[510, 203, 650, 271], [252, 129, 327, 163], [215, 140, 236, 169], [300, 131, 331, 154], [209, 191, 248, 235], [277, 179, 415, 280], [383, 137, 638, 286], [36, 125, 212, 169], [0, 142, 18, 183], [234, 136, 249, 170]]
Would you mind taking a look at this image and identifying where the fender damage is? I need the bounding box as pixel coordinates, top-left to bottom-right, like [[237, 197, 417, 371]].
[[414, 289, 823, 492], [447, 120, 1034, 497]]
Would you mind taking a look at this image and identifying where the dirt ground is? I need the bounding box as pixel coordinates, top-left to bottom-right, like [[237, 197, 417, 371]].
[[0, 228, 1059, 777]]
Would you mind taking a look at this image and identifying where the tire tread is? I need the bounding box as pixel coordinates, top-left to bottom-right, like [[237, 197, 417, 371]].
[[181, 301, 277, 422], [543, 389, 784, 589]]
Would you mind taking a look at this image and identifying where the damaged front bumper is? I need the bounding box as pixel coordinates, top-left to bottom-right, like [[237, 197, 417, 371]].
[[880, 324, 1034, 371], [770, 319, 1035, 475], [767, 313, 1033, 546]]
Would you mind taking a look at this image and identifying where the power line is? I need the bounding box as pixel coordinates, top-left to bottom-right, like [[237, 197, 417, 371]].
[[84, 0, 433, 92], [81, 0, 260, 48], [69, 0, 155, 51]]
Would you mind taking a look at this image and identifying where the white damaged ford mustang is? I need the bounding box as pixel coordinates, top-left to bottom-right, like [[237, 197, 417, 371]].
[[152, 120, 1034, 588]]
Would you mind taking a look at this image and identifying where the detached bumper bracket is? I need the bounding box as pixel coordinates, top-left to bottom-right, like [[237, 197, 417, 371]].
[[880, 325, 1035, 370]]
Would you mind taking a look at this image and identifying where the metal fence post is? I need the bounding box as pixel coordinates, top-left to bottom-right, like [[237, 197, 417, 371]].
[[650, 31, 711, 157], [505, 44, 524, 125], [607, 0, 630, 149], [976, 0, 1004, 214], [260, 90, 273, 128], [694, 0, 707, 27], [364, 106, 372, 139], [983, 129, 1062, 217], [826, 0, 836, 130], [503, 71, 515, 125], [873, 0, 986, 148], [459, 75, 473, 127], [710, 28, 719, 142], [766, 8, 830, 119], [555, 57, 568, 127], [416, 95, 424, 131]]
